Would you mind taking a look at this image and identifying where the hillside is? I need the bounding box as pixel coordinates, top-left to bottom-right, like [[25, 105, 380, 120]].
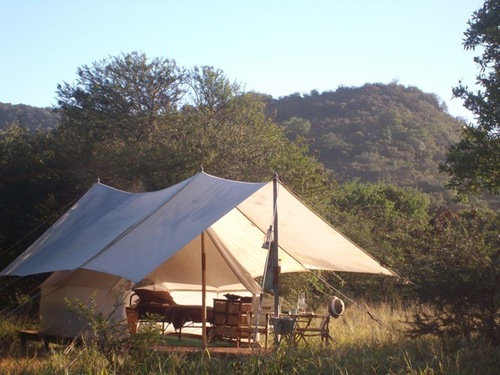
[[268, 83, 464, 197], [0, 102, 59, 132], [1, 83, 464, 199]]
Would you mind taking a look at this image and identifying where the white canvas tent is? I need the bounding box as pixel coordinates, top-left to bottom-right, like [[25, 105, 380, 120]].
[[1, 172, 395, 338]]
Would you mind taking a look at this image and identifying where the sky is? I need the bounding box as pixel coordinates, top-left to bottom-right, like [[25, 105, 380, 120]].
[[0, 1, 485, 122]]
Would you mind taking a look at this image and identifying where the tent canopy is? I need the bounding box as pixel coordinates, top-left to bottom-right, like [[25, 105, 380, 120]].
[[1, 172, 395, 294]]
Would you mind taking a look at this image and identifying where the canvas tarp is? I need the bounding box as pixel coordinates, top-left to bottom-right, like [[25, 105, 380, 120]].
[[1, 172, 395, 337], [38, 269, 131, 338]]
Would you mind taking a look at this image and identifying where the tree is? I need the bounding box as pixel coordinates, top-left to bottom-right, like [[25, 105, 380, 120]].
[[282, 116, 311, 141], [182, 66, 330, 189], [326, 181, 430, 300], [0, 123, 74, 270], [57, 51, 187, 144], [188, 65, 239, 109], [404, 207, 500, 344], [54, 52, 191, 190], [441, 0, 500, 195]]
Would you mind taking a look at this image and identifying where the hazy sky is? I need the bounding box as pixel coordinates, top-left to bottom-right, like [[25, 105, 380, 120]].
[[0, 1, 485, 121]]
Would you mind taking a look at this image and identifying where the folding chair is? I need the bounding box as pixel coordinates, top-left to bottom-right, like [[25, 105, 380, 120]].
[[294, 314, 334, 346], [272, 316, 297, 346]]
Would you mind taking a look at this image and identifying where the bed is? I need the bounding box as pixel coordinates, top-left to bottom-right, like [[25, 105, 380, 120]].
[[132, 289, 213, 339]]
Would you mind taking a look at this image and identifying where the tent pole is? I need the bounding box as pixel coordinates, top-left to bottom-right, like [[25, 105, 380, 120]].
[[201, 231, 207, 348], [273, 173, 280, 317]]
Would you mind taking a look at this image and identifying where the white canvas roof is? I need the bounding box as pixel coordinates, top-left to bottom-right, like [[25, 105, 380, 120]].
[[1, 172, 395, 294]]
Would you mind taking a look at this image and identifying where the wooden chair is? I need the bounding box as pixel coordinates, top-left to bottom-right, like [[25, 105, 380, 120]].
[[236, 295, 273, 349], [236, 311, 270, 349], [294, 314, 334, 346]]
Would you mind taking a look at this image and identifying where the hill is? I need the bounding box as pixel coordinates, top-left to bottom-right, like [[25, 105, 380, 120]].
[[0, 102, 59, 132], [1, 83, 464, 200], [268, 83, 464, 198]]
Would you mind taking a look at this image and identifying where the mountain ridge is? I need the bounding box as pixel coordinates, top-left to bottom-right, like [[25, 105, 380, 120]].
[[268, 83, 464, 200], [1, 83, 464, 200], [0, 102, 59, 132]]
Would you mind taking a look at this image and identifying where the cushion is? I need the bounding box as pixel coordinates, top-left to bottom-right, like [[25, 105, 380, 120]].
[[134, 288, 176, 304]]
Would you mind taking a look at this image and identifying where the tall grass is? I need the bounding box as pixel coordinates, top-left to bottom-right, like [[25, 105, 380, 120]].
[[1, 300, 498, 374]]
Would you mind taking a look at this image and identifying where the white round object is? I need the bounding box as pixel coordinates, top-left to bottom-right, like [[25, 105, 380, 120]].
[[329, 296, 345, 318]]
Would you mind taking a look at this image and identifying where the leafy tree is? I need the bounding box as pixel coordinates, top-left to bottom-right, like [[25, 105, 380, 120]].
[[0, 123, 74, 270], [188, 65, 239, 109], [180, 67, 284, 181], [281, 116, 311, 141], [53, 56, 331, 193], [0, 123, 35, 255], [182, 66, 332, 196], [404, 207, 500, 344], [54, 52, 191, 190], [442, 0, 500, 195], [57, 51, 186, 144], [325, 181, 430, 300], [330, 181, 430, 265]]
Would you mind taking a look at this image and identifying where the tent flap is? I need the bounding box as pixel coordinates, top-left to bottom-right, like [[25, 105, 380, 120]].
[[1, 171, 395, 289]]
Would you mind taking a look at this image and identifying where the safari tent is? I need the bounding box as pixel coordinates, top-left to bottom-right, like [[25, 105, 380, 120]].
[[1, 172, 394, 338]]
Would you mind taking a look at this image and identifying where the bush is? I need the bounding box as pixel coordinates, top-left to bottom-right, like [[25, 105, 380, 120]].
[[404, 207, 500, 344]]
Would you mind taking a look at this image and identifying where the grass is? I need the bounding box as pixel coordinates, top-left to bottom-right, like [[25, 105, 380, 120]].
[[0, 300, 499, 374]]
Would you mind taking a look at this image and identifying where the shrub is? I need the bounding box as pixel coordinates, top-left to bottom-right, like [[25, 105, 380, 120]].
[[404, 207, 500, 344]]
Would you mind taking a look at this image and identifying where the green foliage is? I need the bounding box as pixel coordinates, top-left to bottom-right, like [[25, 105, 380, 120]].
[[57, 51, 186, 144], [442, 126, 500, 197], [0, 315, 31, 355], [329, 181, 430, 270], [0, 102, 58, 132], [54, 51, 191, 190], [51, 54, 330, 192], [269, 139, 334, 215], [180, 87, 285, 182], [0, 123, 75, 270], [442, 0, 500, 196], [281, 116, 311, 141], [269, 83, 464, 201], [277, 179, 431, 304], [314, 181, 432, 301], [404, 207, 500, 344], [65, 295, 130, 366]]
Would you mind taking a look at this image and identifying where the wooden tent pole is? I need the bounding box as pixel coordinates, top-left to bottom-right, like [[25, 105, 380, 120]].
[[201, 231, 207, 348], [273, 173, 280, 317]]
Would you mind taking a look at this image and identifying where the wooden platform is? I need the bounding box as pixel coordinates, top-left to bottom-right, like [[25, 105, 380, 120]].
[[151, 345, 271, 355], [18, 330, 270, 355], [18, 330, 80, 348]]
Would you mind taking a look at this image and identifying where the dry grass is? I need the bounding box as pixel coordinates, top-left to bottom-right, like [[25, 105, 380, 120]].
[[1, 300, 499, 374]]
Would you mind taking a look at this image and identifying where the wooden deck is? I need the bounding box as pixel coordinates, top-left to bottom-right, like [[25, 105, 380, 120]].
[[18, 330, 271, 355], [18, 329, 81, 348], [152, 345, 271, 355], [150, 332, 272, 355]]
